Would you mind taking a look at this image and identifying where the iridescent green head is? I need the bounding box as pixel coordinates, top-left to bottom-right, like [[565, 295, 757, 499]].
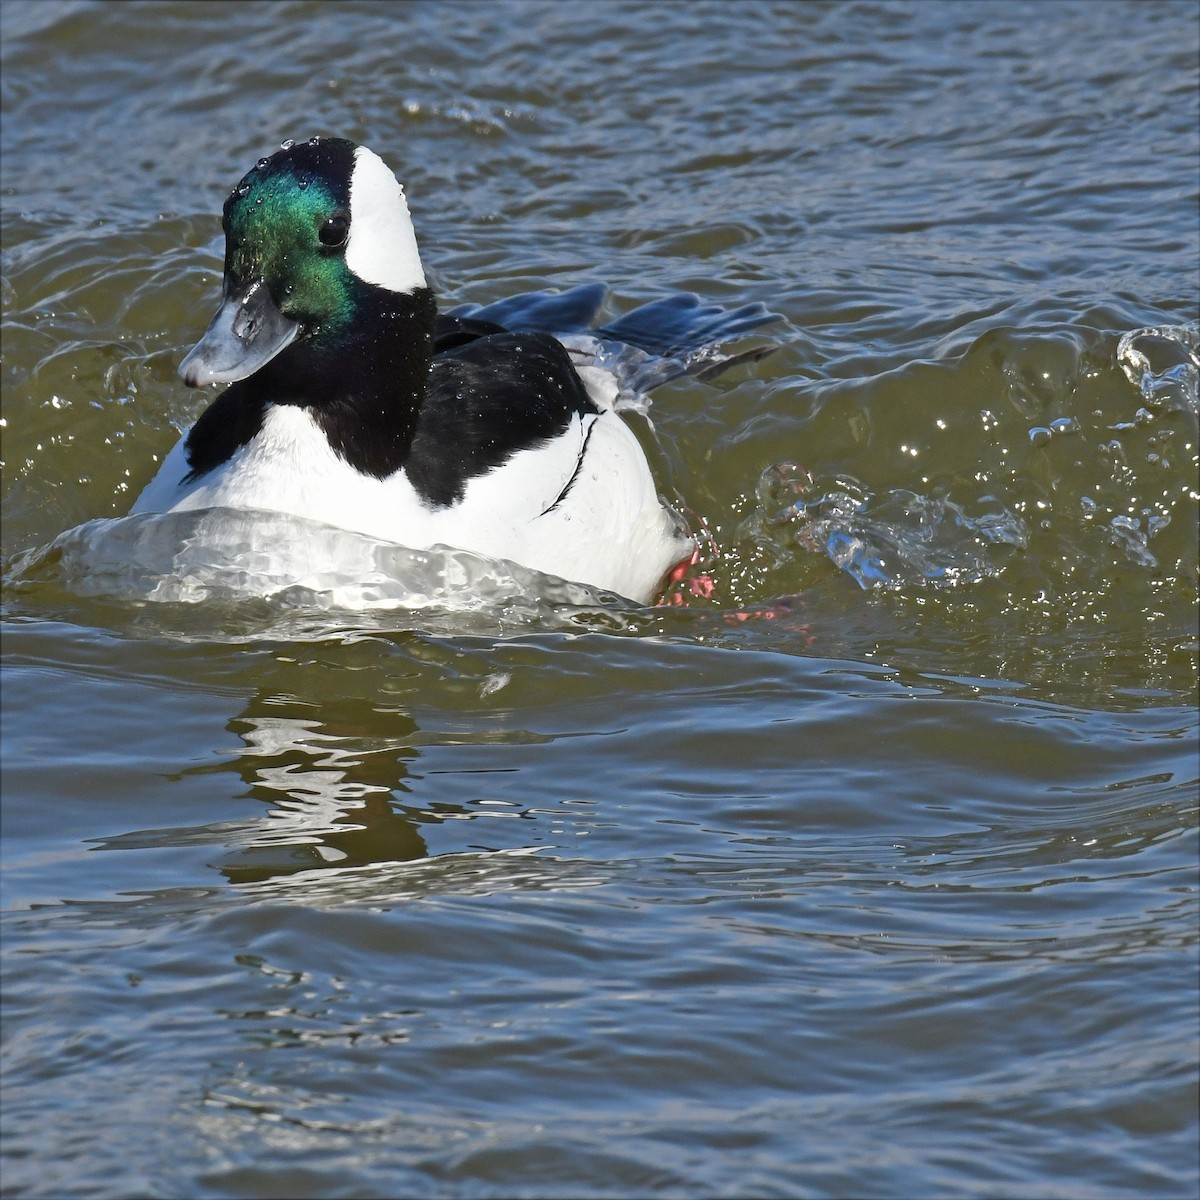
[[223, 138, 357, 340], [180, 137, 426, 388]]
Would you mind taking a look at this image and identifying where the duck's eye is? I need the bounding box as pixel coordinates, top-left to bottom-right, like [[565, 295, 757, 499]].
[[318, 215, 349, 248]]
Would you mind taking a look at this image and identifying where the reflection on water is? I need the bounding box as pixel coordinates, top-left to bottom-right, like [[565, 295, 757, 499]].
[[213, 707, 431, 883], [80, 672, 621, 903], [87, 687, 548, 887]]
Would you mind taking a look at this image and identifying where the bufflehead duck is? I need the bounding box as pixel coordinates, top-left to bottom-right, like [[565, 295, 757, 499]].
[[132, 137, 777, 603]]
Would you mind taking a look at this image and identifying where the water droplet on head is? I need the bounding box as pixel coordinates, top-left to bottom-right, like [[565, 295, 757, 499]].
[[235, 182, 251, 197], [280, 138, 295, 150], [308, 136, 320, 146], [256, 157, 270, 170], [297, 175, 309, 190]]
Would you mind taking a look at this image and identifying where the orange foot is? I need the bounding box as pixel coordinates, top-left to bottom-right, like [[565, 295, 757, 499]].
[[723, 595, 815, 640]]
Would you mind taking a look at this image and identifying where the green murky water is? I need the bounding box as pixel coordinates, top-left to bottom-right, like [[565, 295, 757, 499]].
[[2, 2, 1197, 1196]]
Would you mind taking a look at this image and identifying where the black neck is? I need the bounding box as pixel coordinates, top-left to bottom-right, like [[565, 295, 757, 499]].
[[271, 284, 437, 479], [184, 284, 437, 483]]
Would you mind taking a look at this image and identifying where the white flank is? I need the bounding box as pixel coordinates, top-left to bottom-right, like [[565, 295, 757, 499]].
[[345, 146, 426, 293]]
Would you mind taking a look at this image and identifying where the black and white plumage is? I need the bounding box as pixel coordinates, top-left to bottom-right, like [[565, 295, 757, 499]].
[[132, 138, 778, 603]]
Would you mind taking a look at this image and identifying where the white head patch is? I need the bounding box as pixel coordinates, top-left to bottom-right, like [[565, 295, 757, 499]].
[[345, 145, 427, 294]]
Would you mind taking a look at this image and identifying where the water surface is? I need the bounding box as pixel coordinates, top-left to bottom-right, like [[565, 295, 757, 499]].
[[2, 2, 1198, 1197]]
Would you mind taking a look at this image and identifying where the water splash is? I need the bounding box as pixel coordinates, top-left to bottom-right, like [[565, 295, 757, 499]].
[[1116, 324, 1200, 416], [4, 509, 625, 618], [756, 465, 1028, 591], [1107, 512, 1160, 570]]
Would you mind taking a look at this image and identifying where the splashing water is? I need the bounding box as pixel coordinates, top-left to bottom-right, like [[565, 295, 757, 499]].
[[3, 508, 625, 622], [755, 465, 1029, 591], [1116, 324, 1200, 416], [736, 321, 1198, 604]]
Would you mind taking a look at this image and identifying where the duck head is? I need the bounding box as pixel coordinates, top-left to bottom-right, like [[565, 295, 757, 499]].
[[180, 137, 427, 388]]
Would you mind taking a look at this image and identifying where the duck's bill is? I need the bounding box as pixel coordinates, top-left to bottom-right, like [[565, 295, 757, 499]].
[[178, 278, 299, 387]]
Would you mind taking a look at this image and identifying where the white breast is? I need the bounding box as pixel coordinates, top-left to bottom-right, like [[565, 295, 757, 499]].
[[132, 406, 431, 533]]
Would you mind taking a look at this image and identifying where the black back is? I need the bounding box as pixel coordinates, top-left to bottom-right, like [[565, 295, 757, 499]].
[[407, 329, 599, 507]]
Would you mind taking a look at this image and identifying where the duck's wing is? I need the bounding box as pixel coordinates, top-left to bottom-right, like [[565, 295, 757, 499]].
[[412, 330, 599, 509], [596, 293, 779, 359], [443, 282, 608, 338]]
